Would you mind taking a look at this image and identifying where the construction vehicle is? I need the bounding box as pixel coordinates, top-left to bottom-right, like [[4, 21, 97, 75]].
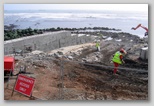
[[4, 56, 15, 76], [131, 24, 148, 36]]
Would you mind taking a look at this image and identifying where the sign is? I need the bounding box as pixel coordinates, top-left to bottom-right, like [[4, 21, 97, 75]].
[[14, 74, 35, 97]]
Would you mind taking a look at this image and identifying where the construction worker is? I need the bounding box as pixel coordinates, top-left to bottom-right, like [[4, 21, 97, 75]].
[[96, 41, 100, 51], [131, 24, 148, 36], [112, 48, 126, 75]]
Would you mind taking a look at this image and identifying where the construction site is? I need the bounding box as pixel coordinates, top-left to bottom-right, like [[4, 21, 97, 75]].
[[4, 30, 148, 100]]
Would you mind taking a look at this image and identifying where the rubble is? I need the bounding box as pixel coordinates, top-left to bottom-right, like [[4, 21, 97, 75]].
[[4, 31, 148, 100], [31, 50, 45, 55]]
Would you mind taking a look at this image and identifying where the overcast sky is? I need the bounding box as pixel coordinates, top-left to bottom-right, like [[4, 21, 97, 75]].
[[4, 4, 148, 12]]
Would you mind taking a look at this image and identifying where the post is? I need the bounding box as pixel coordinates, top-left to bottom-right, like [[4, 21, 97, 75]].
[[6, 70, 12, 88], [59, 59, 64, 100], [11, 74, 19, 97]]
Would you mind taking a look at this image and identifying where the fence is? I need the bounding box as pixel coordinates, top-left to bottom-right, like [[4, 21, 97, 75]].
[[4, 54, 148, 100]]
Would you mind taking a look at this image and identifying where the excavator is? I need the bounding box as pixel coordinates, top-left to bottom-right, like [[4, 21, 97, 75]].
[[131, 24, 148, 36]]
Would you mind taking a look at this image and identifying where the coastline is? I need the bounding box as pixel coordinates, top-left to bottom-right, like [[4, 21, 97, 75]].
[[4, 26, 142, 41]]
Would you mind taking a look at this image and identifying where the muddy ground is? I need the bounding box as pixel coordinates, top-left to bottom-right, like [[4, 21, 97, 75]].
[[4, 31, 148, 100]]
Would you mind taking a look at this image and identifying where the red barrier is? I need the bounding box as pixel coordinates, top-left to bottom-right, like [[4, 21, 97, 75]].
[[4, 56, 15, 73]]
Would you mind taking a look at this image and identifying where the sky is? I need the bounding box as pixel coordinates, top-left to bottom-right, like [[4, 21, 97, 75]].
[[4, 4, 148, 12]]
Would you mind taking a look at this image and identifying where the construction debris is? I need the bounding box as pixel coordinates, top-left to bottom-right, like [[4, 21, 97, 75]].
[[4, 31, 148, 100]]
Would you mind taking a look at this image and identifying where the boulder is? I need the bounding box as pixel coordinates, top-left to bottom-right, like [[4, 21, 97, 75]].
[[32, 50, 44, 55], [67, 56, 73, 60], [54, 53, 62, 58]]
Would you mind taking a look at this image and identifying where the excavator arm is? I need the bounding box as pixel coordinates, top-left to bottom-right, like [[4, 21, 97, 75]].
[[140, 25, 148, 32], [132, 24, 148, 32], [131, 24, 141, 30], [131, 24, 148, 36]]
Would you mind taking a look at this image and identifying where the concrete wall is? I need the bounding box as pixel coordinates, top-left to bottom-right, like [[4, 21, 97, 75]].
[[4, 31, 93, 55]]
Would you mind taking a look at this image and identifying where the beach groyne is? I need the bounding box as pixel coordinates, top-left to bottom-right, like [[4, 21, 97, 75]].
[[4, 31, 93, 55]]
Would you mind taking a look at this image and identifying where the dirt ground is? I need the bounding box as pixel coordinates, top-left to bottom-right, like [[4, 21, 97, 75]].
[[4, 35, 148, 100]]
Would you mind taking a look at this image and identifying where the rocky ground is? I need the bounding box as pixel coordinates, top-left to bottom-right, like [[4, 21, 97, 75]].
[[4, 31, 148, 100]]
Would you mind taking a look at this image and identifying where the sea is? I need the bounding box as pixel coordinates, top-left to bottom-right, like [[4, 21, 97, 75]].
[[4, 10, 148, 38]]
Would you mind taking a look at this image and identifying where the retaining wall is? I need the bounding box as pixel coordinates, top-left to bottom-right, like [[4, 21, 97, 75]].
[[4, 31, 93, 55]]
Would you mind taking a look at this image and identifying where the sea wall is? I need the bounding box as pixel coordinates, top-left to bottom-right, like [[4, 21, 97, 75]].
[[4, 31, 93, 55]]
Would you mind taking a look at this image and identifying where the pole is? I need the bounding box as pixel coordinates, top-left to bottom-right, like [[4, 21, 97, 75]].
[[60, 59, 64, 100], [6, 70, 12, 88], [11, 74, 19, 97]]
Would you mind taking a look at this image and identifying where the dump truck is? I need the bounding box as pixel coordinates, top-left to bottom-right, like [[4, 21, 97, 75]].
[[4, 56, 15, 76]]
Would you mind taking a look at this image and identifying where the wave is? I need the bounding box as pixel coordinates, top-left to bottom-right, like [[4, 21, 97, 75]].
[[4, 12, 148, 21], [4, 11, 148, 37]]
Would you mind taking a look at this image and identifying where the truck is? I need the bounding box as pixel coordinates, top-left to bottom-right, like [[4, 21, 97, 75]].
[[4, 56, 15, 76]]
